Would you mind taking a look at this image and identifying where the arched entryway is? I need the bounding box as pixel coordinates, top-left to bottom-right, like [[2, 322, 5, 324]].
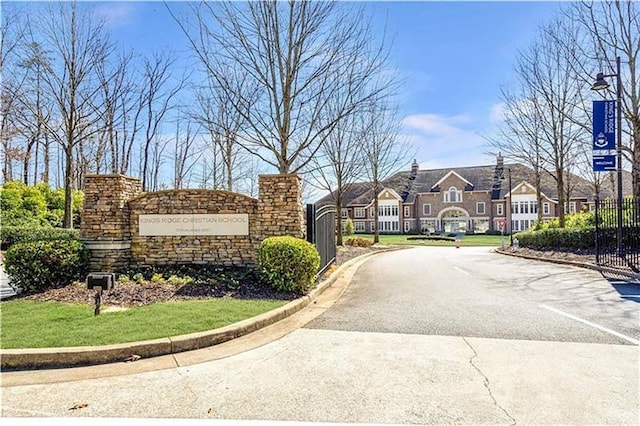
[[439, 208, 470, 233]]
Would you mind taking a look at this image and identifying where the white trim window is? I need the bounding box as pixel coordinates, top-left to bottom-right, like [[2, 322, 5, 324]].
[[355, 221, 365, 233], [423, 204, 431, 216], [476, 202, 485, 215], [497, 203, 504, 216], [569, 202, 576, 214], [404, 221, 410, 232], [370, 222, 375, 232], [404, 206, 410, 217], [543, 203, 550, 215], [444, 186, 462, 203], [354, 207, 365, 218], [369, 207, 375, 218], [341, 209, 348, 218]]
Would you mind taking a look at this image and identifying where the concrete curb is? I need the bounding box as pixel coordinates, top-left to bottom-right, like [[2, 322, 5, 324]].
[[495, 248, 640, 281], [0, 246, 402, 371]]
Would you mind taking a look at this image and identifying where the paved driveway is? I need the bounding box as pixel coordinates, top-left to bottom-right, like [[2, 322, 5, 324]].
[[2, 247, 638, 424]]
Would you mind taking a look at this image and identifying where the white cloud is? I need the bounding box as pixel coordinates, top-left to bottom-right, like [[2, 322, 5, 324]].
[[401, 113, 494, 169], [95, 3, 137, 28], [489, 102, 507, 124]]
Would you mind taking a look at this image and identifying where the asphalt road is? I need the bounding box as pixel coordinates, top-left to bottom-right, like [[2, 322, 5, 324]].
[[307, 246, 639, 345], [2, 247, 638, 425]]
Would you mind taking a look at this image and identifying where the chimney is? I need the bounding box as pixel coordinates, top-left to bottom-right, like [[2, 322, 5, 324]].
[[496, 153, 504, 169], [411, 159, 419, 175]]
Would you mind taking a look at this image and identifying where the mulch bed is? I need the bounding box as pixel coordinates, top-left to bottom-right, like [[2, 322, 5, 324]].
[[11, 246, 385, 308]]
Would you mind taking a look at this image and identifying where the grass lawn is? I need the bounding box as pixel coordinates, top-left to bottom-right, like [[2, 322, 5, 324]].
[[0, 298, 287, 349], [349, 233, 505, 247]]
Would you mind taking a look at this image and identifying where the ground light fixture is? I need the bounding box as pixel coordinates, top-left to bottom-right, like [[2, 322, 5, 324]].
[[591, 56, 623, 257]]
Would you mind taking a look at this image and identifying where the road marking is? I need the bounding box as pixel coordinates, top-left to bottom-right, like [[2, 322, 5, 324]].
[[453, 266, 470, 275], [540, 304, 639, 345]]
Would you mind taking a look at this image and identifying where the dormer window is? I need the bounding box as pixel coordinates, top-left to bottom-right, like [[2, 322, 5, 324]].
[[444, 186, 462, 203]]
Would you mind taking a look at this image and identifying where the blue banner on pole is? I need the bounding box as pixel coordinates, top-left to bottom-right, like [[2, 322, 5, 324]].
[[592, 100, 616, 150], [593, 155, 616, 172]]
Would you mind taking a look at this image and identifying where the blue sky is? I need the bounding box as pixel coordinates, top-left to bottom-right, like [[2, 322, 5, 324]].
[[90, 1, 562, 171]]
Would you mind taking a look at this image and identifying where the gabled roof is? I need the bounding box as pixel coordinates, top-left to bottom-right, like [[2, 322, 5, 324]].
[[314, 160, 629, 208], [431, 170, 474, 190]]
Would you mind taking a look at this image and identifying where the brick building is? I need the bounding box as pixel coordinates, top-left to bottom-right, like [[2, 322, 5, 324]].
[[317, 155, 624, 234]]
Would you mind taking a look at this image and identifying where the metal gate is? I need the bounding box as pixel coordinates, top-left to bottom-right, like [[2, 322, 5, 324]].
[[306, 204, 336, 275], [595, 197, 640, 273]]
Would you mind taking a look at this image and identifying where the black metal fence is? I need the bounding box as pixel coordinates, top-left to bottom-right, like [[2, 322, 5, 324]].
[[595, 197, 640, 273], [306, 204, 336, 276]]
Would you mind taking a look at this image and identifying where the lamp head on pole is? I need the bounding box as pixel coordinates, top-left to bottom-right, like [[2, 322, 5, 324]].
[[591, 72, 610, 91]]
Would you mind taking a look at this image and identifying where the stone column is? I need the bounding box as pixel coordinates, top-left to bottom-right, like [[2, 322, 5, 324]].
[[257, 174, 305, 239], [81, 175, 142, 271]]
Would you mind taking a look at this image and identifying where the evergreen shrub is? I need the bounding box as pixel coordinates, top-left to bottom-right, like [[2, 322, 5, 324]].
[[257, 236, 320, 294], [5, 239, 88, 293], [0, 226, 80, 250], [344, 237, 373, 247]]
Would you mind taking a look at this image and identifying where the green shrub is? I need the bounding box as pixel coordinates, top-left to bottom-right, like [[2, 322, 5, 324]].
[[257, 236, 320, 294], [514, 227, 595, 251], [0, 226, 80, 250], [406, 235, 455, 242], [344, 237, 373, 247], [344, 218, 354, 236], [4, 239, 88, 293]]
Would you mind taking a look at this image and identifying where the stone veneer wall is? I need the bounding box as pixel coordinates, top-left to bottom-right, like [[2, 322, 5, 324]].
[[81, 173, 305, 271], [129, 190, 259, 266], [257, 174, 305, 239], [81, 175, 142, 271]]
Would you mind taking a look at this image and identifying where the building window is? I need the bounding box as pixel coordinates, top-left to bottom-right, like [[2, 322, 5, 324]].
[[476, 202, 485, 215], [404, 221, 410, 232], [423, 204, 431, 216], [497, 203, 503, 216], [355, 221, 365, 233], [370, 222, 375, 232], [569, 202, 576, 214], [520, 220, 527, 231], [341, 209, 348, 218], [543, 203, 550, 215], [511, 202, 519, 214], [521, 201, 528, 214], [445, 186, 462, 203], [530, 201, 538, 214], [369, 207, 375, 218], [354, 208, 365, 218], [404, 206, 410, 217]]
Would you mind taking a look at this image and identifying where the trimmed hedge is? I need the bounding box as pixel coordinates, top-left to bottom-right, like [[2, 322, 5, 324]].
[[406, 236, 455, 242], [257, 236, 320, 294], [0, 226, 80, 250], [514, 227, 595, 250], [4, 239, 88, 293], [344, 237, 373, 247]]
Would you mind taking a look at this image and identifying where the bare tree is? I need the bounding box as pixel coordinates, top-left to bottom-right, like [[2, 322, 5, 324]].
[[24, 1, 113, 227], [192, 72, 256, 191], [513, 18, 586, 227], [170, 0, 391, 174], [139, 51, 186, 191], [173, 112, 203, 189], [484, 86, 546, 221], [563, 1, 640, 197], [361, 97, 412, 244], [0, 6, 27, 183]]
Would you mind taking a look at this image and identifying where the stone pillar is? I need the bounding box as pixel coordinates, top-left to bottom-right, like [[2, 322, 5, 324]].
[[257, 174, 305, 239], [81, 174, 142, 271]]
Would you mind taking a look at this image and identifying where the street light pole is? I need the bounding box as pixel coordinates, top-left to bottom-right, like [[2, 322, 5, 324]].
[[591, 56, 623, 257], [508, 168, 513, 246]]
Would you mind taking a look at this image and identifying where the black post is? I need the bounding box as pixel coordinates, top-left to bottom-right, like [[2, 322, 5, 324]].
[[306, 204, 316, 244], [508, 168, 513, 246], [595, 196, 600, 265], [615, 56, 624, 258]]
